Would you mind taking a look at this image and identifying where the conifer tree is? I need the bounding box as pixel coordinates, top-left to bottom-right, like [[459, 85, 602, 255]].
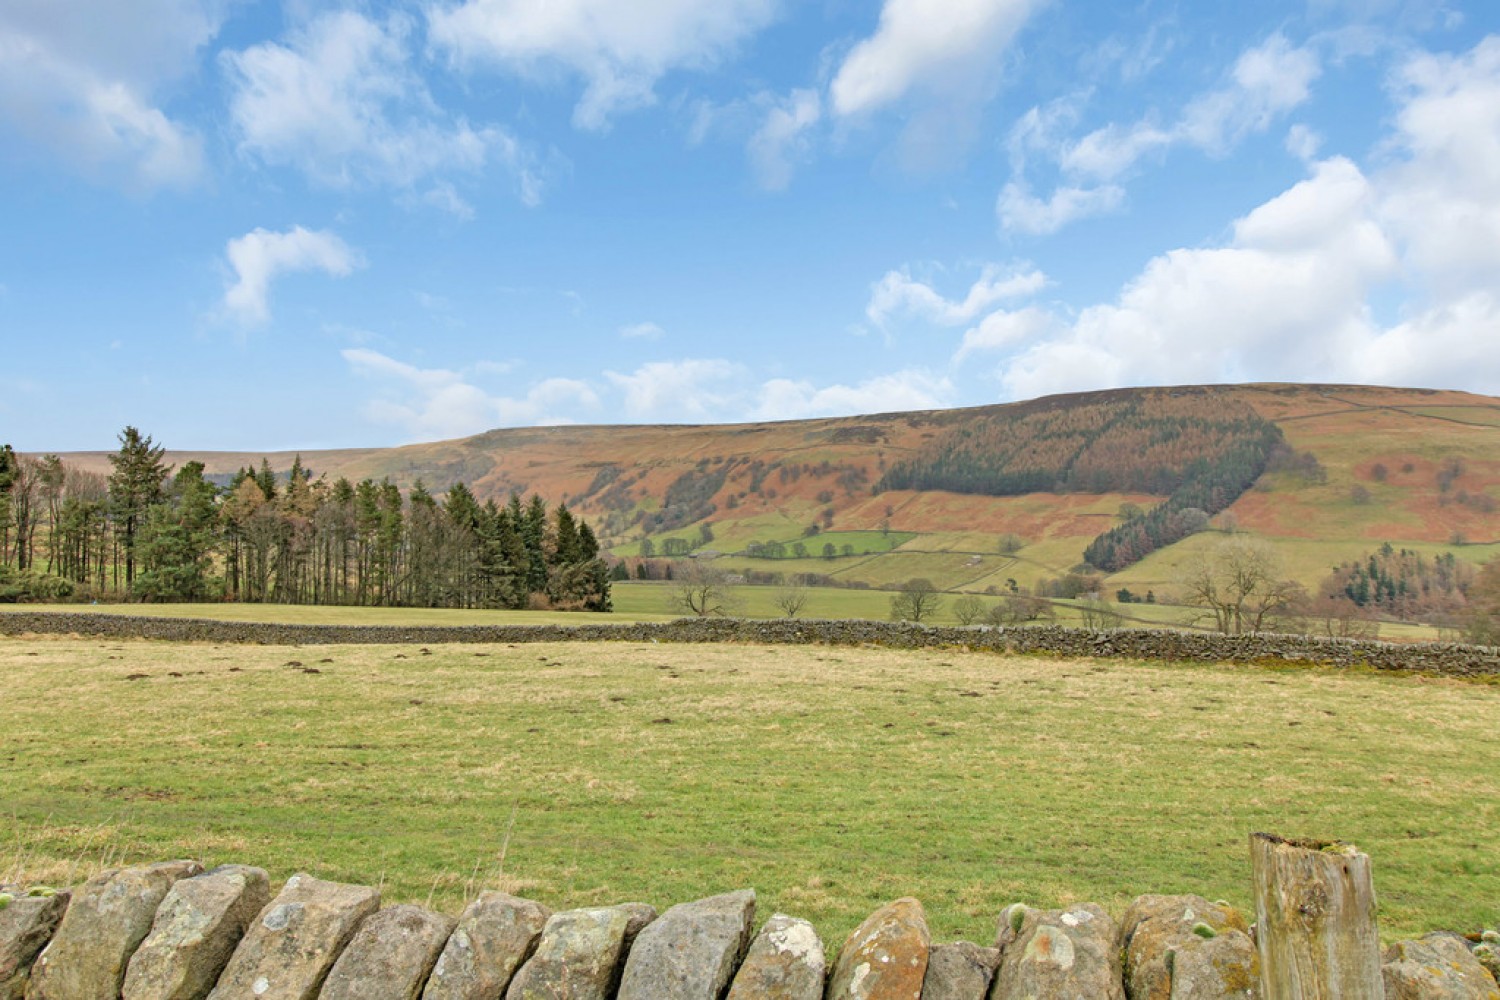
[[107, 426, 169, 589]]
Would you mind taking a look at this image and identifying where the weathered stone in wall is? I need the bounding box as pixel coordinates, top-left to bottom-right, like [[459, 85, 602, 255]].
[[121, 864, 270, 1000], [1119, 894, 1257, 1000], [205, 873, 378, 1000], [616, 890, 756, 1000], [505, 903, 655, 1000], [28, 860, 203, 1000], [724, 913, 824, 1000], [1383, 933, 1500, 1000], [422, 891, 551, 1000], [320, 904, 455, 1000], [1476, 934, 1500, 985], [0, 887, 69, 1000], [989, 903, 1123, 1000], [920, 941, 998, 1000], [825, 896, 930, 1000]]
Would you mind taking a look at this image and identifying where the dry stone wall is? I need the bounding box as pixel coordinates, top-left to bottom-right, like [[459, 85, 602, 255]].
[[2, 612, 1498, 677], [4, 855, 1498, 1000]]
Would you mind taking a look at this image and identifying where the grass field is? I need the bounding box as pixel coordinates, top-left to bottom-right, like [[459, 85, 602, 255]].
[[3, 636, 1496, 947]]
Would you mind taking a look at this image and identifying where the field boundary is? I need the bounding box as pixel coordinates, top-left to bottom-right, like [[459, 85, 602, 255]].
[[3, 612, 1497, 676]]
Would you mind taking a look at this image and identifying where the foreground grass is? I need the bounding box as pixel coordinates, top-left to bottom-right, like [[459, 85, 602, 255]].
[[3, 638, 1496, 946]]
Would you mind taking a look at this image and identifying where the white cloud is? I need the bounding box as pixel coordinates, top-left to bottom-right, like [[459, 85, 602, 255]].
[[427, 0, 779, 130], [996, 156, 1395, 399], [605, 359, 746, 420], [830, 0, 1041, 118], [224, 11, 543, 200], [748, 88, 821, 191], [867, 263, 1047, 329], [997, 182, 1124, 234], [954, 306, 1061, 362], [223, 226, 361, 326], [1380, 37, 1500, 298], [1060, 34, 1321, 183], [1000, 34, 1322, 235], [755, 370, 953, 421], [344, 348, 600, 440], [620, 321, 665, 340], [0, 0, 220, 189]]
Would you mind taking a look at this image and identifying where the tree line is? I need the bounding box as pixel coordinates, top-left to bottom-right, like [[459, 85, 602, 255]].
[[0, 429, 610, 611]]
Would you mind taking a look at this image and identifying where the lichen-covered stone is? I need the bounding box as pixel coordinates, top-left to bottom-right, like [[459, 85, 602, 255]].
[[505, 903, 655, 1000], [122, 864, 270, 1000], [989, 903, 1123, 1000], [1119, 894, 1257, 1000], [921, 941, 998, 1000], [321, 904, 455, 1000], [616, 890, 756, 1000], [0, 886, 69, 1000], [826, 897, 930, 1000], [1383, 933, 1500, 1000], [205, 873, 378, 1000], [725, 913, 825, 1000], [422, 891, 551, 1000], [28, 860, 203, 1000]]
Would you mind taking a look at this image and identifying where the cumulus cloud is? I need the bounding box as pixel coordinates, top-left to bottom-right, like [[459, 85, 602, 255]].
[[953, 34, 1500, 403], [224, 10, 544, 201], [830, 0, 1041, 118], [426, 0, 778, 130], [755, 370, 953, 421], [0, 0, 221, 189], [344, 347, 600, 440], [993, 157, 1396, 398], [605, 359, 746, 420], [867, 263, 1047, 329], [223, 226, 361, 326]]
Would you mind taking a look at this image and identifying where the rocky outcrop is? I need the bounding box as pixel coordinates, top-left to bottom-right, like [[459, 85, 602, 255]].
[[505, 903, 655, 1000], [205, 873, 378, 1000], [826, 897, 931, 1000], [27, 861, 203, 1000], [725, 913, 825, 1000], [121, 864, 270, 1000], [320, 904, 455, 1000], [990, 903, 1124, 1000], [616, 890, 756, 1000]]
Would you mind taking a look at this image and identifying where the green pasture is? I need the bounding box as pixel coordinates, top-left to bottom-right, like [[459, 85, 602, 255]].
[[3, 638, 1496, 947]]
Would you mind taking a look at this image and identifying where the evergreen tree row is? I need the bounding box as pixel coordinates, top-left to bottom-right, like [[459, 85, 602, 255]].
[[873, 393, 1285, 573], [0, 429, 611, 611]]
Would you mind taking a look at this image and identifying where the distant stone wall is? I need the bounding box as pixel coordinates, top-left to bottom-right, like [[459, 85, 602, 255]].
[[2, 611, 1498, 677], [5, 847, 1498, 999]]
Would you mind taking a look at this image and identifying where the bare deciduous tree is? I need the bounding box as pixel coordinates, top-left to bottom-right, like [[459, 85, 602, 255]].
[[1180, 536, 1305, 635], [671, 561, 737, 617], [890, 578, 943, 622], [952, 594, 986, 625], [774, 580, 809, 618]]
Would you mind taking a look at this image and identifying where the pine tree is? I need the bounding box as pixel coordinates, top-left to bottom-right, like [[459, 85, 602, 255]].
[[107, 426, 169, 590]]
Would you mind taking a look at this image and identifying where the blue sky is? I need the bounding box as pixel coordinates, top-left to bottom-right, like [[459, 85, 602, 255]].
[[3, 0, 1499, 451]]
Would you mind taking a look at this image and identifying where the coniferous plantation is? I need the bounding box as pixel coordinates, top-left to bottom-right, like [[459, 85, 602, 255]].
[[0, 429, 611, 610]]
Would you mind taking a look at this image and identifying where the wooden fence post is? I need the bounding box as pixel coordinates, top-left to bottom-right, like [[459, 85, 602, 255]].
[[1250, 832, 1383, 999]]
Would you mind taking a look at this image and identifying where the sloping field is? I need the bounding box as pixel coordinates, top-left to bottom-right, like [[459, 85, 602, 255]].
[[43, 384, 1500, 596], [3, 637, 1496, 945]]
